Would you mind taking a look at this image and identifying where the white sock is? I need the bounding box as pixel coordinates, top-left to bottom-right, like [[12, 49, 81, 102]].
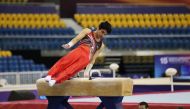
[[44, 76, 51, 82], [49, 80, 56, 87]]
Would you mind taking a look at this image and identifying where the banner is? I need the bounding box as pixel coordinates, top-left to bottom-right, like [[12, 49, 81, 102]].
[[154, 55, 190, 77]]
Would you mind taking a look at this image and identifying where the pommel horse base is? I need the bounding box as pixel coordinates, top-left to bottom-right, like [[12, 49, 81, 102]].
[[36, 78, 133, 109]]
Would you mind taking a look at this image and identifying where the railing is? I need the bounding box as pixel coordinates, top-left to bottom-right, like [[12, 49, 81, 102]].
[[0, 69, 112, 85], [0, 71, 47, 85]]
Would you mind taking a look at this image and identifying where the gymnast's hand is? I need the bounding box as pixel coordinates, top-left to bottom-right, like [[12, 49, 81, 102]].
[[62, 42, 74, 49], [62, 44, 71, 49]]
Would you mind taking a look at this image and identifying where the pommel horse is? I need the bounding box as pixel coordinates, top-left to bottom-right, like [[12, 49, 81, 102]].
[[36, 78, 133, 109]]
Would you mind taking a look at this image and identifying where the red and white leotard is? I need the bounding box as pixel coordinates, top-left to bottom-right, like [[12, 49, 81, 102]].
[[47, 31, 102, 83]]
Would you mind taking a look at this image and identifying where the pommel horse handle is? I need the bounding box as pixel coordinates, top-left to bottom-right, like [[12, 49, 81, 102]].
[[89, 69, 102, 80]]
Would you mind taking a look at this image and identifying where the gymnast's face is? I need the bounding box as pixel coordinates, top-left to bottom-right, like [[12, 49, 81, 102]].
[[96, 29, 108, 39], [138, 105, 148, 109]]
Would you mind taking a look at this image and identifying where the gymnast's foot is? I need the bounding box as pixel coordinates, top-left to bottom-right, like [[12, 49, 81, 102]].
[[48, 79, 56, 87], [44, 75, 51, 82]]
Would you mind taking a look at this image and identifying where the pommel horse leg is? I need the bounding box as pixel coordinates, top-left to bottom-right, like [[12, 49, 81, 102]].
[[97, 96, 124, 109], [46, 96, 73, 109]]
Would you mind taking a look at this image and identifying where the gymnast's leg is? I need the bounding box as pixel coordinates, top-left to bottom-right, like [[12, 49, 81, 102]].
[[46, 46, 90, 86]]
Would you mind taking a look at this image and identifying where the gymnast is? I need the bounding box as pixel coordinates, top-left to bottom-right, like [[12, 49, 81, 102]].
[[44, 21, 112, 86]]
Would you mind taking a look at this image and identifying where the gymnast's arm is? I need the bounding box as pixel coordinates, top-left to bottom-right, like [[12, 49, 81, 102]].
[[62, 28, 91, 49], [83, 43, 105, 77]]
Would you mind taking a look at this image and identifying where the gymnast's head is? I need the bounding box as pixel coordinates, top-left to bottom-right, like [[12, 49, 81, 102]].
[[138, 101, 149, 109], [95, 21, 112, 38]]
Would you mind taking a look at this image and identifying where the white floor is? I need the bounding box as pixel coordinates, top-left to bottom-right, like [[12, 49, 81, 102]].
[[69, 91, 190, 104]]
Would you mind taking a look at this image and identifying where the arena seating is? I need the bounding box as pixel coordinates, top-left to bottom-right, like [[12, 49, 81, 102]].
[[72, 5, 190, 51], [121, 56, 154, 78], [0, 13, 65, 28], [75, 13, 190, 27], [0, 0, 28, 4], [0, 51, 47, 72], [76, 4, 190, 14], [0, 3, 190, 80], [0, 38, 72, 50], [0, 51, 47, 84], [74, 13, 190, 35], [0, 4, 189, 50], [0, 50, 12, 57], [104, 36, 190, 50], [0, 3, 75, 35], [0, 3, 56, 13], [1, 35, 190, 50], [72, 4, 190, 79]]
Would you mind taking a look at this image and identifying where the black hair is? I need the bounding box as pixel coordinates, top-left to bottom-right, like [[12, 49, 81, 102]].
[[99, 21, 112, 34], [139, 101, 149, 108]]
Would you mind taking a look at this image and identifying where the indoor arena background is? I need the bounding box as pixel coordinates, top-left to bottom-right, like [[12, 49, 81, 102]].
[[0, 0, 190, 109]]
